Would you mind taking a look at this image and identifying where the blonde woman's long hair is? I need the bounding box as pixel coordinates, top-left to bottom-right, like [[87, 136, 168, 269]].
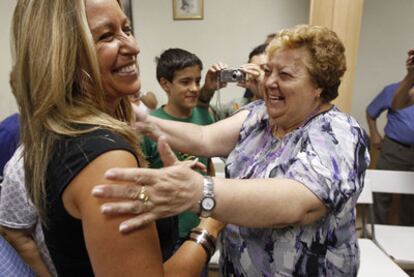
[[11, 0, 144, 220]]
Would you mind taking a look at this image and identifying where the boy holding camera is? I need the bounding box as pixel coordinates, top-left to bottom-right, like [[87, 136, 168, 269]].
[[141, 48, 214, 268]]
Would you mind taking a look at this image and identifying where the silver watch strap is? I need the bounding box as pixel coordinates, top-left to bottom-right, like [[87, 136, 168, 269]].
[[200, 176, 215, 217]]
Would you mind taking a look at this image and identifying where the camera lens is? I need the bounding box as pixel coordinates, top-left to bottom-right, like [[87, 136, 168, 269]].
[[232, 71, 241, 80]]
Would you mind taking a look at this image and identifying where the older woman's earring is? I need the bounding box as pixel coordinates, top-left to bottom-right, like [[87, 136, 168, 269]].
[[315, 88, 322, 99]]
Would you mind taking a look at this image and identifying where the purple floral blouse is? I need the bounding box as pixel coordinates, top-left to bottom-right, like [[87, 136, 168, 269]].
[[219, 100, 370, 276]]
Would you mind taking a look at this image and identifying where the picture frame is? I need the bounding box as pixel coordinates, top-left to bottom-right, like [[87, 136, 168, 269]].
[[173, 0, 204, 20]]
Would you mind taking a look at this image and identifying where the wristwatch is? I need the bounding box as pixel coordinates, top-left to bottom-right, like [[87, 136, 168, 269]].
[[199, 176, 216, 218]]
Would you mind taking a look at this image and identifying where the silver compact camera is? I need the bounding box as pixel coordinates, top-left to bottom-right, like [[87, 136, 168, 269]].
[[219, 69, 246, 83]]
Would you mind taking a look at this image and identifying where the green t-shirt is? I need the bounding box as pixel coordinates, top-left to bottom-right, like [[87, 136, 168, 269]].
[[141, 106, 214, 238]]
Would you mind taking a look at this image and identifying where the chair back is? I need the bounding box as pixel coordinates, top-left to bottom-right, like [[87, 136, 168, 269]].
[[357, 178, 373, 205], [212, 157, 225, 178], [366, 169, 414, 195], [360, 170, 414, 269], [357, 177, 375, 238], [0, 234, 36, 276]]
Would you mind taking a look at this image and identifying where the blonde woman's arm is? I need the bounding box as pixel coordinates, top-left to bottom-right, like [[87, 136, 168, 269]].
[[64, 149, 220, 277]]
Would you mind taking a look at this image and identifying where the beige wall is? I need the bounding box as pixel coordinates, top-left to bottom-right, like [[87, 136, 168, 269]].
[[0, 1, 17, 121]]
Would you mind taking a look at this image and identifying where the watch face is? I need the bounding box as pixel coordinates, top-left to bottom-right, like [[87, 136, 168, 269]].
[[202, 197, 215, 211]]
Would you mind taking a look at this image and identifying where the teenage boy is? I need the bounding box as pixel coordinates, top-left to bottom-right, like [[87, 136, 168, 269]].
[[141, 48, 214, 267]]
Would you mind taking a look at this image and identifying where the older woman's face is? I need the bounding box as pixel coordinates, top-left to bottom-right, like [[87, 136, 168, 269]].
[[263, 47, 321, 131], [86, 0, 140, 103]]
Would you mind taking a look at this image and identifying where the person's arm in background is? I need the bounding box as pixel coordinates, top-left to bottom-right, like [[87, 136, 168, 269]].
[[391, 49, 414, 110], [366, 85, 392, 150], [197, 63, 228, 109], [140, 91, 158, 111], [1, 227, 51, 277], [366, 111, 382, 150], [0, 147, 54, 277]]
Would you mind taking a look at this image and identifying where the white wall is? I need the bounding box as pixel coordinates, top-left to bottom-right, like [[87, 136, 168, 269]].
[[0, 1, 17, 121], [352, 0, 414, 133], [132, 0, 309, 106]]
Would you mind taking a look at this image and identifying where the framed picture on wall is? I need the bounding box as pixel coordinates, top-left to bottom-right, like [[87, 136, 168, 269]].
[[122, 0, 134, 33], [173, 0, 204, 20]]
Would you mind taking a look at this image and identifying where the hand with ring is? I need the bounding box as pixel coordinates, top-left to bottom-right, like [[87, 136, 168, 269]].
[[92, 136, 205, 233]]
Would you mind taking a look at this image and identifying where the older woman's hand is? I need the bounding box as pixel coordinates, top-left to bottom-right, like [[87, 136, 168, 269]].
[[92, 136, 205, 233], [238, 63, 265, 99]]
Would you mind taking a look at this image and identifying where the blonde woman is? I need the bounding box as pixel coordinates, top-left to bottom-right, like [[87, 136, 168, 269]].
[[12, 0, 222, 276]]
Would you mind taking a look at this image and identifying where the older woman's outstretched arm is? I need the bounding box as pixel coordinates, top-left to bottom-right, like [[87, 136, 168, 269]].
[[94, 167, 327, 232], [133, 105, 248, 157], [92, 134, 331, 233]]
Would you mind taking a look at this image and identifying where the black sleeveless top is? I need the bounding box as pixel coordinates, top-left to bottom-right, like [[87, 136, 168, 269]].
[[42, 127, 178, 276]]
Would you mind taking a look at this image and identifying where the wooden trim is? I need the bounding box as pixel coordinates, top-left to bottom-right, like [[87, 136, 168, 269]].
[[309, 0, 364, 113]]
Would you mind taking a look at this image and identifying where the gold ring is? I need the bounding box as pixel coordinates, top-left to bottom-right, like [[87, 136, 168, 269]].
[[143, 200, 150, 212], [138, 186, 149, 203]]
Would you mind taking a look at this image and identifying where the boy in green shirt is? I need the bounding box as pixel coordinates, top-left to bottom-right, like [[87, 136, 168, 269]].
[[141, 49, 214, 263]]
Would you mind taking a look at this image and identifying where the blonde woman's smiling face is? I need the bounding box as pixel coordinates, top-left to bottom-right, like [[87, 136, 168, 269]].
[[263, 47, 322, 132], [86, 0, 141, 105]]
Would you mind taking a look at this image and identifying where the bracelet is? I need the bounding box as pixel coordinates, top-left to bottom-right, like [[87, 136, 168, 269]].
[[190, 227, 216, 247], [186, 228, 216, 261]]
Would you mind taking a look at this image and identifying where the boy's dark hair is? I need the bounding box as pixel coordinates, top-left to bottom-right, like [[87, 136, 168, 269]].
[[156, 48, 203, 82], [248, 43, 268, 62]]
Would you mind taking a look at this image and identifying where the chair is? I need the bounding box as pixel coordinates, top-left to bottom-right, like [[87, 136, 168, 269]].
[[212, 157, 225, 178], [357, 175, 409, 276], [0, 234, 35, 277], [365, 169, 414, 270], [356, 178, 375, 238], [358, 238, 408, 277]]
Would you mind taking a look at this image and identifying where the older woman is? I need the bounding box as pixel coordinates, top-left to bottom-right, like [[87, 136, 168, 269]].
[[12, 0, 222, 276], [94, 25, 370, 276]]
